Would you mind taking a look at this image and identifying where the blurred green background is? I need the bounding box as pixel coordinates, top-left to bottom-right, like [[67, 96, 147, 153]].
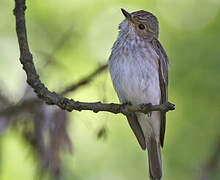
[[0, 0, 220, 179]]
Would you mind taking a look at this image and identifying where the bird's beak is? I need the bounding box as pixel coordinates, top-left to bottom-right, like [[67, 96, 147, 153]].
[[121, 8, 132, 20]]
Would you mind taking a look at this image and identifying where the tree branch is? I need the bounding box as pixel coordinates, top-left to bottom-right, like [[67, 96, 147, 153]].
[[60, 63, 108, 95], [13, 0, 175, 115]]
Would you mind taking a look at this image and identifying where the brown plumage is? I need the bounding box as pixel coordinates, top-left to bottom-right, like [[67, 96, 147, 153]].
[[151, 38, 169, 147], [109, 9, 169, 180]]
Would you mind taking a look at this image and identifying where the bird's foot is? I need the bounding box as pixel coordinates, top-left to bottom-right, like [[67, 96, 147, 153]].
[[121, 102, 132, 115], [145, 103, 152, 117], [123, 102, 132, 106], [165, 102, 175, 111]]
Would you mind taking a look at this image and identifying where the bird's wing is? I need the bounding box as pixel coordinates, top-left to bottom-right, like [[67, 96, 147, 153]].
[[151, 38, 169, 147], [126, 113, 146, 150]]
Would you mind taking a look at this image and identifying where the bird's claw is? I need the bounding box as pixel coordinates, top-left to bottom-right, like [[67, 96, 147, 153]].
[[166, 102, 175, 111], [123, 102, 132, 106], [147, 112, 152, 117], [145, 103, 152, 117], [121, 102, 132, 115]]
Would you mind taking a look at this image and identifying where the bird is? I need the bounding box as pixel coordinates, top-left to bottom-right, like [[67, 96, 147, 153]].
[[108, 8, 169, 180]]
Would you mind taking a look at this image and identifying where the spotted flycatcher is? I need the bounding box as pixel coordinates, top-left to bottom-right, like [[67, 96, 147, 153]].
[[108, 9, 169, 180]]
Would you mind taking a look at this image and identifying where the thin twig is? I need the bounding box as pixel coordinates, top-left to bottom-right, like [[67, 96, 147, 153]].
[[60, 64, 108, 95]]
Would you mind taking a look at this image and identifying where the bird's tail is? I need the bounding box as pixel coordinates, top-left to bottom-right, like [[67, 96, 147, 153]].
[[128, 112, 163, 179], [147, 137, 162, 180]]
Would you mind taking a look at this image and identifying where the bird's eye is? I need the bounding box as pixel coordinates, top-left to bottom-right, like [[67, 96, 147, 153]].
[[138, 24, 145, 30]]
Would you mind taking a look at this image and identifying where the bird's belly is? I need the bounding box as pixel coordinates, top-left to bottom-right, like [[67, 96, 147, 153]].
[[110, 56, 161, 105]]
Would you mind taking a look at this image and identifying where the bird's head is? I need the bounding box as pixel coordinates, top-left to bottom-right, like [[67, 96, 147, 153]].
[[120, 9, 159, 40]]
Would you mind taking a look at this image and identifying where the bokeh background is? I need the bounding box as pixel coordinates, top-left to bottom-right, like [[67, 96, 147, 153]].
[[0, 0, 220, 179]]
